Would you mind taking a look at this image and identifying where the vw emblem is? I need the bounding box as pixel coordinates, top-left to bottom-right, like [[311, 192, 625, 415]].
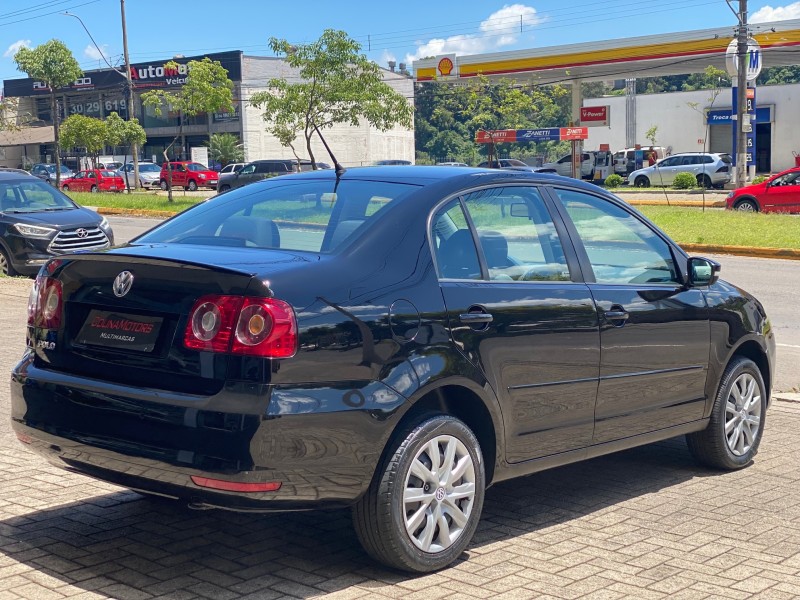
[[112, 271, 134, 298], [76, 228, 89, 238]]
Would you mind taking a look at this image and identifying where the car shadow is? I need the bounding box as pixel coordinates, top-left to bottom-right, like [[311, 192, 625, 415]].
[[1, 437, 712, 598]]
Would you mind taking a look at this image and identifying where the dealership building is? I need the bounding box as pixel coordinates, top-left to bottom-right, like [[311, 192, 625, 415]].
[[414, 18, 800, 174], [1, 51, 414, 169]]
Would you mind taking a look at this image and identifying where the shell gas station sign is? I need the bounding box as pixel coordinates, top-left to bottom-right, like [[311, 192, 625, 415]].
[[435, 54, 458, 79]]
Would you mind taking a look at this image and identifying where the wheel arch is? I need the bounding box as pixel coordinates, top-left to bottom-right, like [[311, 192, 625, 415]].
[[734, 196, 760, 211], [384, 380, 502, 486], [728, 339, 772, 406]]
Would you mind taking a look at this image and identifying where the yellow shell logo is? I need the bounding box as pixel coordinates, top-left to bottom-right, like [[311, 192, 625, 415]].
[[437, 57, 454, 77]]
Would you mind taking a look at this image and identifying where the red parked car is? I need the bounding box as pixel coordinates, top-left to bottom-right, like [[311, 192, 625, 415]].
[[160, 161, 219, 191], [61, 170, 125, 193], [726, 167, 800, 213]]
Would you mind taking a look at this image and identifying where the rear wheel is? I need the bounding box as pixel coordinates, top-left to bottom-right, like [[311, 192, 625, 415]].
[[0, 246, 17, 276], [90, 185, 98, 193], [62, 185, 69, 191], [219, 184, 231, 193], [686, 356, 766, 470], [735, 198, 759, 212], [634, 176, 650, 188], [160, 180, 169, 191], [353, 415, 485, 573], [697, 174, 712, 189], [187, 180, 198, 191]]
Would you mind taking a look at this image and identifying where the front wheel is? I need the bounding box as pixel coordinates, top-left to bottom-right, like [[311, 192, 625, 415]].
[[62, 185, 69, 191], [0, 246, 18, 277], [353, 415, 485, 573], [634, 176, 650, 188], [187, 180, 198, 191], [160, 180, 169, 191], [686, 356, 766, 470], [735, 198, 759, 212], [90, 185, 98, 193]]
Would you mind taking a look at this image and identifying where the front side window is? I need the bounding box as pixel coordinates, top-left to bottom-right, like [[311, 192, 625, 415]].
[[239, 164, 257, 175], [186, 163, 207, 172], [135, 179, 418, 253], [556, 189, 680, 285], [659, 157, 679, 168], [772, 172, 800, 187]]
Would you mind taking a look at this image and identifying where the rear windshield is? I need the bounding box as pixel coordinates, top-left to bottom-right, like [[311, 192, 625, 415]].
[[100, 170, 117, 177], [0, 179, 76, 212], [135, 179, 418, 253]]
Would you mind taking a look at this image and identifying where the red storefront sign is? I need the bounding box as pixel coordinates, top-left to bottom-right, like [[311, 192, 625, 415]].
[[560, 127, 589, 140], [475, 129, 517, 143]]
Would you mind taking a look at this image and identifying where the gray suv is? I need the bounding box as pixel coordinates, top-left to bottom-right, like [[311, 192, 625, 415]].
[[628, 153, 732, 189], [217, 159, 314, 193]]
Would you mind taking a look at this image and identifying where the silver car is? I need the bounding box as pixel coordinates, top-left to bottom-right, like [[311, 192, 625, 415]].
[[628, 152, 732, 189], [116, 162, 162, 188]]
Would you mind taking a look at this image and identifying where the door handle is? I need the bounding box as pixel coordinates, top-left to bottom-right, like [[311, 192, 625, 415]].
[[604, 308, 629, 326], [459, 313, 494, 324]]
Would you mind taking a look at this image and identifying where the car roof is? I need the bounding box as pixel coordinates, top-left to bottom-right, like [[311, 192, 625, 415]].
[[0, 170, 40, 181]]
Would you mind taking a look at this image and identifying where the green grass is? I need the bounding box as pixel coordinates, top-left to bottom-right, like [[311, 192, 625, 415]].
[[638, 206, 800, 249], [65, 191, 201, 213]]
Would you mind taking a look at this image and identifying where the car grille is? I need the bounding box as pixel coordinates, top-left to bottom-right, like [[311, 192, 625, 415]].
[[48, 227, 110, 254]]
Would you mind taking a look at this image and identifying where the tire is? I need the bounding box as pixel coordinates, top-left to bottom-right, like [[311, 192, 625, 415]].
[[160, 180, 169, 191], [62, 185, 69, 191], [353, 414, 485, 573], [634, 176, 650, 188], [735, 198, 759, 212], [697, 174, 712, 189], [0, 246, 18, 277], [219, 185, 231, 193], [90, 185, 98, 193], [686, 356, 766, 470], [187, 180, 198, 191]]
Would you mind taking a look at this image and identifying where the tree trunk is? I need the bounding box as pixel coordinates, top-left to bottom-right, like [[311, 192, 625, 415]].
[[304, 132, 316, 169], [51, 92, 62, 187]]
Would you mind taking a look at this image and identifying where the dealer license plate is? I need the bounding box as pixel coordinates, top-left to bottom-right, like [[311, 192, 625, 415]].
[[76, 310, 163, 352]]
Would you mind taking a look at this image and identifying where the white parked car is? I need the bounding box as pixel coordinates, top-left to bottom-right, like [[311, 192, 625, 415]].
[[540, 152, 597, 178], [628, 153, 732, 189], [218, 163, 246, 175], [116, 162, 162, 188]]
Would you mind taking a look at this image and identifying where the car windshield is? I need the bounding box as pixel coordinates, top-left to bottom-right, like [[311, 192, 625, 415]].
[[135, 179, 418, 253], [100, 171, 116, 177], [186, 163, 208, 172], [0, 179, 76, 212]]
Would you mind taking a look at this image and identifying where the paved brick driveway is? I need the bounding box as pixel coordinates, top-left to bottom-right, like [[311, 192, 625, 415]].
[[2, 277, 800, 600]]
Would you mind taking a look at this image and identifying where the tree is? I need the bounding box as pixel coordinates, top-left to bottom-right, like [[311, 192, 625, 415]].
[[250, 29, 413, 169], [141, 57, 234, 201], [0, 98, 23, 132], [207, 133, 244, 167], [645, 125, 659, 147], [14, 40, 82, 186], [106, 112, 146, 192], [59, 114, 108, 168]]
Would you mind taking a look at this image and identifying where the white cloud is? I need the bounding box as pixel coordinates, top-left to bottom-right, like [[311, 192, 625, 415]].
[[84, 44, 109, 61], [381, 49, 397, 67], [405, 4, 542, 64], [751, 2, 800, 22], [4, 39, 31, 58]]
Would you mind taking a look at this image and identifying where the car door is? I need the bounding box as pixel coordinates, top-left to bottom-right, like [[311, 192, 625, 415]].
[[550, 187, 709, 444], [762, 171, 800, 211], [76, 171, 89, 191], [652, 156, 680, 185], [432, 185, 600, 463], [172, 164, 187, 187]]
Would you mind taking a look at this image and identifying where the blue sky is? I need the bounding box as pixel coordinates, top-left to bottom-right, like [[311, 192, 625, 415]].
[[2, 0, 800, 84]]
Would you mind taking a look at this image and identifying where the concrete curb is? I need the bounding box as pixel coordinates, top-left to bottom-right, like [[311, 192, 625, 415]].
[[627, 199, 726, 208], [774, 392, 800, 403]]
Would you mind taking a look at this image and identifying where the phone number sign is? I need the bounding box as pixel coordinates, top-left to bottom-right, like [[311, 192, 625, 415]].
[[476, 127, 588, 143]]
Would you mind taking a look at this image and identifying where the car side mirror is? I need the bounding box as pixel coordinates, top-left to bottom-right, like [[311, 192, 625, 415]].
[[509, 202, 530, 218], [688, 257, 721, 287]]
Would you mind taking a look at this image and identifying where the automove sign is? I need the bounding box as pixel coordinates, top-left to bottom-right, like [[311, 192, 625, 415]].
[[3, 50, 242, 97], [725, 38, 762, 82], [580, 105, 609, 126], [476, 127, 588, 143]]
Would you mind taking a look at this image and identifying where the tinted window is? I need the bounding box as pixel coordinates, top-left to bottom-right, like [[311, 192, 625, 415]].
[[239, 164, 257, 175], [659, 157, 679, 167], [680, 156, 699, 166], [431, 200, 481, 280], [136, 180, 417, 253], [462, 187, 570, 282], [556, 189, 679, 285], [701, 155, 715, 164], [0, 179, 76, 212], [186, 163, 207, 172]]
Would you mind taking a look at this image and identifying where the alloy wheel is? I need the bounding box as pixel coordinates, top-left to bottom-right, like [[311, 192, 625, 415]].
[[725, 373, 762, 456], [403, 435, 476, 553]]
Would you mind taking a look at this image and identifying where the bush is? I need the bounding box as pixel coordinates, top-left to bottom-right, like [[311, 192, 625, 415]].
[[752, 175, 767, 185], [673, 172, 697, 189], [604, 174, 624, 188]]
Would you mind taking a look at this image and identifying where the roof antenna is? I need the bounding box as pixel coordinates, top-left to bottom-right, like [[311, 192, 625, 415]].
[[313, 124, 346, 177]]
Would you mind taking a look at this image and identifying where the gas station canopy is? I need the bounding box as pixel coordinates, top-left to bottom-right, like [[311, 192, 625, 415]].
[[414, 18, 800, 85]]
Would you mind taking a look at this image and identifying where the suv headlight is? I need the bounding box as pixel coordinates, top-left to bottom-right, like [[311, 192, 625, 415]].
[[198, 173, 207, 179], [99, 216, 110, 230], [12, 223, 57, 237]]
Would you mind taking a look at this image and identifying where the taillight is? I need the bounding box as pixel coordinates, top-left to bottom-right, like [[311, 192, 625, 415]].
[[716, 166, 729, 173], [184, 295, 297, 358], [28, 275, 63, 329]]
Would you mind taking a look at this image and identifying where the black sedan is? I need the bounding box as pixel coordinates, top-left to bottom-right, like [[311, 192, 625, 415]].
[[11, 167, 774, 572], [0, 171, 114, 276]]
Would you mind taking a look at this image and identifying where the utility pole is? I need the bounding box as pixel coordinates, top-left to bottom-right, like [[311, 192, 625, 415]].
[[120, 0, 139, 190], [735, 0, 748, 187]]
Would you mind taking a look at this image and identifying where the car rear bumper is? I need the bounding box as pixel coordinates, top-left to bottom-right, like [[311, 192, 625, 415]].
[[10, 355, 399, 511]]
